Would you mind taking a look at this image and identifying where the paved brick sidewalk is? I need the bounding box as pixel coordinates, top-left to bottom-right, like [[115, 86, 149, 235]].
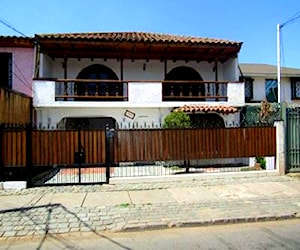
[[0, 174, 299, 238]]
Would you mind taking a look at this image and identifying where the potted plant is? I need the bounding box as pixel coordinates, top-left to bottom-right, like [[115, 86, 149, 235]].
[[254, 156, 266, 170]]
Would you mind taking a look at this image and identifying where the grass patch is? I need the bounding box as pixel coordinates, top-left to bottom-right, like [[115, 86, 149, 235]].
[[119, 203, 130, 208], [164, 165, 183, 170], [241, 167, 255, 171]]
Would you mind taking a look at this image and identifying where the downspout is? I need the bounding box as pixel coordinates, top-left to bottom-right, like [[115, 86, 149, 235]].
[[63, 56, 68, 101], [33, 39, 40, 78], [238, 65, 244, 81]]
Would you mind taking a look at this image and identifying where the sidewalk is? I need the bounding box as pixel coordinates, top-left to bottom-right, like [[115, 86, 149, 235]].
[[0, 172, 299, 238]]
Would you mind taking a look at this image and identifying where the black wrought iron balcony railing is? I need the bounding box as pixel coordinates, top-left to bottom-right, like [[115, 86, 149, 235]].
[[162, 81, 228, 102], [55, 79, 128, 101], [53, 79, 228, 102]]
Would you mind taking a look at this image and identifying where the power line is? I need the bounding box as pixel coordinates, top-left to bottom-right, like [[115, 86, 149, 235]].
[[281, 11, 300, 28], [0, 18, 27, 37]]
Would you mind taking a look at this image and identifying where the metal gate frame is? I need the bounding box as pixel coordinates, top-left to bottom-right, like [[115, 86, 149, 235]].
[[286, 104, 300, 173], [0, 124, 116, 187], [30, 126, 115, 187]]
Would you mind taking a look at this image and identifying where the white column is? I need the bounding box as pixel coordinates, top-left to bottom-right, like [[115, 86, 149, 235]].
[[275, 121, 286, 175]]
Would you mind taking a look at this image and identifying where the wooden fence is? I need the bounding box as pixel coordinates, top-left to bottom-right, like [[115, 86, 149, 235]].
[[114, 127, 276, 162], [1, 126, 276, 168], [0, 87, 32, 124]]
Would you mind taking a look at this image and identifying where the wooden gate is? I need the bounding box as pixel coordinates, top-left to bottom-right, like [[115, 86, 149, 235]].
[[0, 125, 109, 186], [286, 105, 300, 173]]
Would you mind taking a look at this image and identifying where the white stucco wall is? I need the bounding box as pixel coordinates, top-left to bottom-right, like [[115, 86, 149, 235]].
[[40, 54, 54, 78], [128, 82, 162, 104], [227, 82, 244, 106], [35, 107, 171, 128], [222, 58, 239, 81], [35, 106, 239, 129], [41, 56, 235, 82]]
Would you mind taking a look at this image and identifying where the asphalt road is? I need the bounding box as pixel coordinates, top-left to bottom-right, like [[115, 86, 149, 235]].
[[1, 219, 300, 250]]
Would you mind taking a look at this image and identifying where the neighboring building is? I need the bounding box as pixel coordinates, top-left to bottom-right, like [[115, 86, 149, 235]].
[[0, 36, 34, 96], [33, 32, 244, 129], [239, 63, 300, 104]]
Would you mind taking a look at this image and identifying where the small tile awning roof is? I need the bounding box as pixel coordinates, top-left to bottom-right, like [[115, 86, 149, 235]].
[[173, 105, 238, 114], [35, 31, 242, 62], [239, 63, 300, 78]]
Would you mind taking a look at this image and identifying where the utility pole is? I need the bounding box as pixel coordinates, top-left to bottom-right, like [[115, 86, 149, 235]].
[[277, 23, 281, 104], [277, 11, 300, 103]]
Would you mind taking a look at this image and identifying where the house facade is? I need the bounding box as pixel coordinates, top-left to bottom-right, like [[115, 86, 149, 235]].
[[32, 32, 244, 129], [0, 36, 34, 97], [239, 63, 300, 104]]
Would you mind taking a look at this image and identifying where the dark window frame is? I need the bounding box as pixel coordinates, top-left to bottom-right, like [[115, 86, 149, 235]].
[[244, 77, 254, 102], [291, 77, 300, 100], [0, 52, 13, 89], [265, 78, 278, 103]]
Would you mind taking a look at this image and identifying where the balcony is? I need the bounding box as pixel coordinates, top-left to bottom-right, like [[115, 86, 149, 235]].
[[162, 81, 228, 102], [55, 79, 128, 101], [54, 79, 228, 101], [33, 79, 244, 107]]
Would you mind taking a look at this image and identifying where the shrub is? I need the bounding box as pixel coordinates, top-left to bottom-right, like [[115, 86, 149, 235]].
[[162, 111, 191, 129]]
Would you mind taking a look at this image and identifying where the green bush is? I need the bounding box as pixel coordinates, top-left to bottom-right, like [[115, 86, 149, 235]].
[[162, 111, 191, 129]]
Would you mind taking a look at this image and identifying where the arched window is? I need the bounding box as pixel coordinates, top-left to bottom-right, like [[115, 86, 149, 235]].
[[76, 64, 121, 98], [163, 66, 204, 100]]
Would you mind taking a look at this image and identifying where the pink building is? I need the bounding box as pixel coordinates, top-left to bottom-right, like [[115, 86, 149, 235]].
[[0, 36, 34, 96]]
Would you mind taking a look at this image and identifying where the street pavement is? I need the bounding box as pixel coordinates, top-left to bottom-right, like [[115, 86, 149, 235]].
[[0, 172, 299, 238]]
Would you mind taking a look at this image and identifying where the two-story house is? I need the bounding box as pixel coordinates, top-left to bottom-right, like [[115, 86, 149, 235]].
[[33, 32, 244, 129], [239, 63, 300, 104]]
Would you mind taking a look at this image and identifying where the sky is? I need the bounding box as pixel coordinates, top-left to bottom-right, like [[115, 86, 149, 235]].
[[1, 0, 300, 68]]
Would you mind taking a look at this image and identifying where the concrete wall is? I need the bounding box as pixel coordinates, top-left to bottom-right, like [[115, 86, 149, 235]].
[[0, 47, 34, 96]]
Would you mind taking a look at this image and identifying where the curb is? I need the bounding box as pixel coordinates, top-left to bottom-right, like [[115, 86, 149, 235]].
[[120, 213, 299, 232], [110, 170, 280, 184], [0, 213, 298, 239]]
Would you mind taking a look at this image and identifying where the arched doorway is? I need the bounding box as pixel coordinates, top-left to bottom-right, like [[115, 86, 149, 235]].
[[189, 113, 225, 128], [76, 64, 120, 98], [163, 66, 204, 101]]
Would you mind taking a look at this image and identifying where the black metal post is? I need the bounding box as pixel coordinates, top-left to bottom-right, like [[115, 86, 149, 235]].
[[78, 126, 82, 184], [26, 123, 33, 188], [105, 125, 110, 184], [0, 124, 4, 181], [105, 125, 115, 184]]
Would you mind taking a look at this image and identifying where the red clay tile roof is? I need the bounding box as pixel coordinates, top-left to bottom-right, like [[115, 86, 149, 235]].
[[173, 105, 238, 114], [35, 31, 241, 46], [0, 36, 34, 47], [35, 32, 242, 61]]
